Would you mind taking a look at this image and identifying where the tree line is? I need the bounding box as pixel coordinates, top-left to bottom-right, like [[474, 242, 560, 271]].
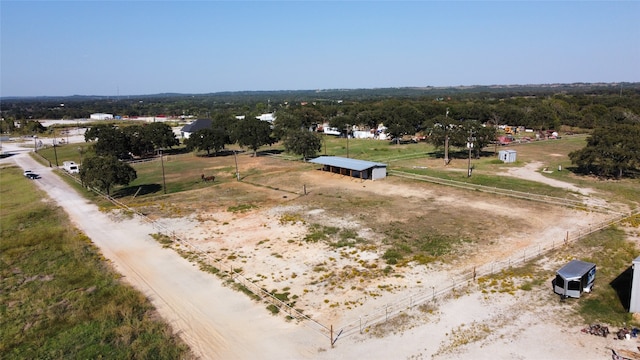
[[4, 84, 639, 180]]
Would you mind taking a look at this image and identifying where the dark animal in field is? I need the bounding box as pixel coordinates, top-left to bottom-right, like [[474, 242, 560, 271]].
[[201, 174, 215, 182]]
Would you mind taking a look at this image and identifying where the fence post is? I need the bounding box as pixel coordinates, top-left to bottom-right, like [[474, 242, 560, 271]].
[[331, 325, 334, 348]]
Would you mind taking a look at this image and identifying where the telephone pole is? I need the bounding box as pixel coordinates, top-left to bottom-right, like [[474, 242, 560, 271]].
[[467, 128, 475, 177]]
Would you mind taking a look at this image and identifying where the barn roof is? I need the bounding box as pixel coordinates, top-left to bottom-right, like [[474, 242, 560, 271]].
[[309, 156, 387, 171], [181, 118, 212, 133]]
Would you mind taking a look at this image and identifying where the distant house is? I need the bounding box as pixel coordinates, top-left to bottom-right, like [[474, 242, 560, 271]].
[[180, 119, 212, 139], [256, 113, 276, 123], [90, 113, 114, 120]]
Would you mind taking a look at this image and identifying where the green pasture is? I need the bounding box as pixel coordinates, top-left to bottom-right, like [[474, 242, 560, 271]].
[[34, 133, 640, 206], [0, 166, 189, 359]]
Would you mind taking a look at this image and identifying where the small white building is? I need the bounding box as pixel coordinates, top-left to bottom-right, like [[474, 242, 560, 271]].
[[256, 113, 276, 123], [629, 257, 640, 313], [90, 113, 114, 120], [498, 150, 517, 163]]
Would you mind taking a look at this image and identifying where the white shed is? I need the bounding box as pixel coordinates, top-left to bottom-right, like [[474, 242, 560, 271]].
[[498, 150, 517, 163], [629, 256, 640, 313]]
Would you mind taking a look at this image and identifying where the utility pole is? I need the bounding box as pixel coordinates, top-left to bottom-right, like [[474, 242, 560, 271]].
[[52, 131, 59, 166], [233, 150, 240, 181], [345, 124, 350, 158], [467, 128, 474, 177], [443, 108, 450, 165], [160, 149, 167, 194]]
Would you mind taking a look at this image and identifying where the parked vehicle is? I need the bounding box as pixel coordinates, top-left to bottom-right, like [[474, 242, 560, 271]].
[[62, 161, 79, 173], [25, 172, 40, 179], [553, 260, 596, 299]]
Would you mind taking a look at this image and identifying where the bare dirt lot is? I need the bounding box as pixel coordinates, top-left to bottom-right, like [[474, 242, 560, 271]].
[[6, 140, 639, 359], [133, 154, 637, 358]]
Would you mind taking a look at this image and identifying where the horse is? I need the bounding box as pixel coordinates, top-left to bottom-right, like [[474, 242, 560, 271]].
[[201, 174, 215, 182]]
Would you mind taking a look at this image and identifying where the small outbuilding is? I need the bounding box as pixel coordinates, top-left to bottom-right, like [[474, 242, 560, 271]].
[[309, 156, 387, 181], [628, 256, 640, 313], [498, 149, 517, 163], [553, 260, 596, 299]]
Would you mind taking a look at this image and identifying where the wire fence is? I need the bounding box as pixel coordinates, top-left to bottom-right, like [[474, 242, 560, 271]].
[[56, 166, 639, 347], [331, 208, 639, 342], [57, 170, 331, 339], [389, 169, 623, 215]]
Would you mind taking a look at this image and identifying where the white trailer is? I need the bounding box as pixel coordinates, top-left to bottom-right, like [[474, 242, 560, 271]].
[[553, 260, 596, 299]]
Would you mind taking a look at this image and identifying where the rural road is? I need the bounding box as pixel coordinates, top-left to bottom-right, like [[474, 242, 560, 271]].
[[1, 142, 317, 359]]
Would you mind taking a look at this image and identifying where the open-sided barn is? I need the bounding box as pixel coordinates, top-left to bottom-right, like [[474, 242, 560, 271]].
[[309, 156, 387, 180]]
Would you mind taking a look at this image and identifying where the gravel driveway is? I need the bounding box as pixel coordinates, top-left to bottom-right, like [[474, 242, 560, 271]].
[[2, 142, 316, 359]]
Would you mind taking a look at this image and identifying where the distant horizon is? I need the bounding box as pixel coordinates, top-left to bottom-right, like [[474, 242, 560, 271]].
[[2, 1, 639, 97], [2, 81, 637, 100]]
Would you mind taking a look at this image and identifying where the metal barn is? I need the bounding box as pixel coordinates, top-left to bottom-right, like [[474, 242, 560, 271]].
[[309, 156, 387, 181]]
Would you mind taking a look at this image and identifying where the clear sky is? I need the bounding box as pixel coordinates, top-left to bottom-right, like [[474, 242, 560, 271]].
[[1, 1, 639, 97]]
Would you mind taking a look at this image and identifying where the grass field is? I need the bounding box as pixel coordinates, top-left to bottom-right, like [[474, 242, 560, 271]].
[[0, 165, 190, 359], [32, 133, 640, 329], [35, 133, 640, 206]]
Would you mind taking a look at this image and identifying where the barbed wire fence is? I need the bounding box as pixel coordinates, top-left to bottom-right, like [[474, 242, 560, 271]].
[[57, 167, 639, 348], [58, 170, 332, 340], [331, 208, 639, 342]]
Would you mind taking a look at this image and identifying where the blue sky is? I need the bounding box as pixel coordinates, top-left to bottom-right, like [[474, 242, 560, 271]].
[[1, 1, 639, 97]]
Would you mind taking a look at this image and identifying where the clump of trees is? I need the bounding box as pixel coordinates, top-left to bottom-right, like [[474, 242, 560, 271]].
[[80, 122, 178, 195], [79, 155, 137, 196], [4, 84, 640, 179], [569, 123, 640, 179], [85, 122, 178, 159]]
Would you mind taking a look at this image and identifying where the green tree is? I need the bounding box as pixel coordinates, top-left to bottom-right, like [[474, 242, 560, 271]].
[[122, 125, 154, 157], [283, 129, 322, 161], [380, 103, 421, 144], [79, 155, 137, 196], [328, 114, 353, 134], [84, 124, 131, 159], [424, 114, 460, 164], [23, 120, 47, 135], [143, 122, 179, 150], [184, 127, 227, 156], [231, 118, 274, 156], [569, 124, 640, 179]]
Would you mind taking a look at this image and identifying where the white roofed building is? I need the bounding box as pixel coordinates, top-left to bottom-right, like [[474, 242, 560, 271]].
[[90, 113, 114, 120], [256, 113, 276, 123]]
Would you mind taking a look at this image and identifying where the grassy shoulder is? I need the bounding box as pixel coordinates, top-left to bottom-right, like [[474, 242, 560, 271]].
[[0, 165, 191, 359]]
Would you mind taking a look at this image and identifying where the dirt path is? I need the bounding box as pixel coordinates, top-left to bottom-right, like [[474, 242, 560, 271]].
[[2, 144, 317, 359], [3, 141, 638, 360], [500, 160, 595, 195]]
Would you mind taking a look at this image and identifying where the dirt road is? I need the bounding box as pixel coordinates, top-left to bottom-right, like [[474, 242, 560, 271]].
[[2, 144, 317, 359], [3, 140, 637, 360]]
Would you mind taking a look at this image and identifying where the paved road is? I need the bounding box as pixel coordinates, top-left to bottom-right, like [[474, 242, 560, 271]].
[[1, 142, 315, 359]]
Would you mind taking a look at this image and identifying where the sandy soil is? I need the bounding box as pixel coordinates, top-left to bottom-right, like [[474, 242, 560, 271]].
[[3, 139, 639, 360]]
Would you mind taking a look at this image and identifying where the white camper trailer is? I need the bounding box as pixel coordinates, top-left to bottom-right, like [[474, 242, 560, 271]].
[[553, 260, 596, 299], [63, 161, 79, 173]]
